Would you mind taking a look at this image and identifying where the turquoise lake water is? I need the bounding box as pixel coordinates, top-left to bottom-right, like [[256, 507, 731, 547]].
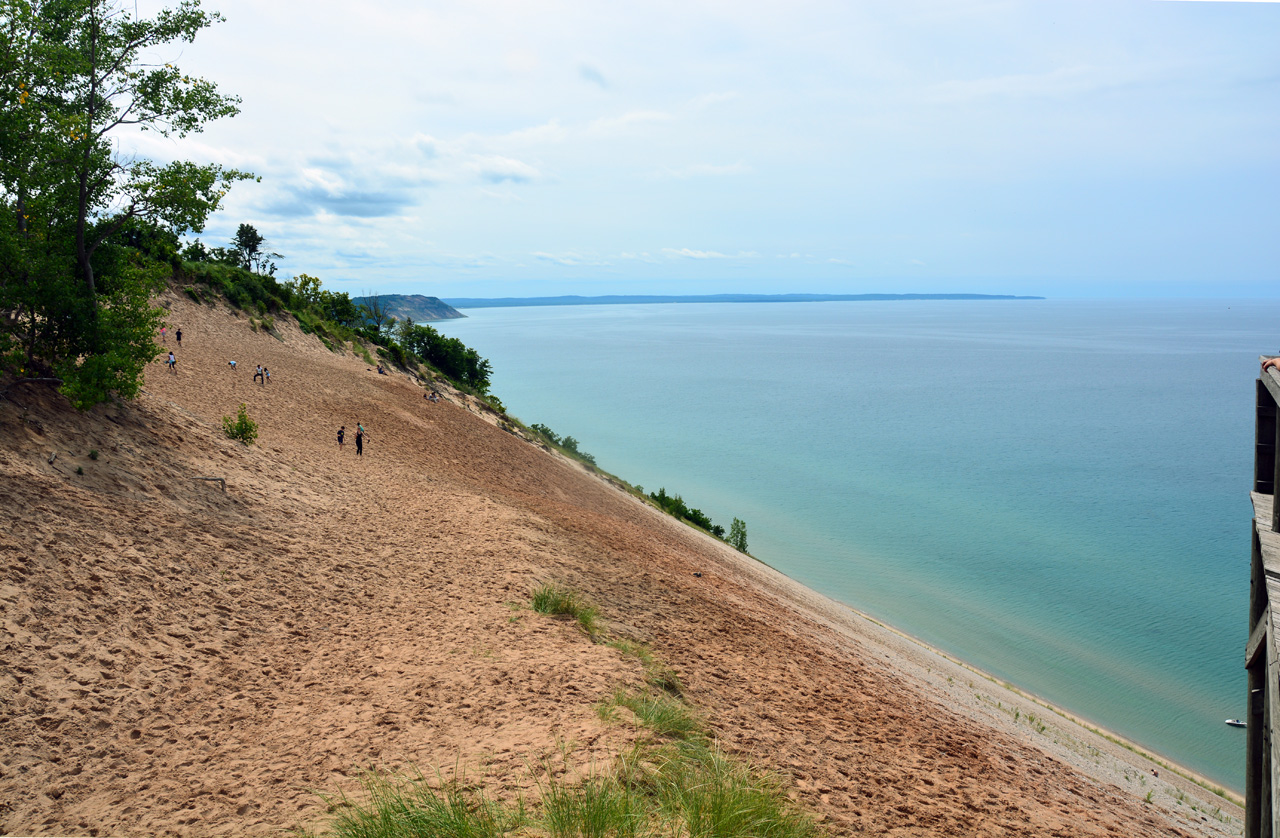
[[435, 298, 1280, 792]]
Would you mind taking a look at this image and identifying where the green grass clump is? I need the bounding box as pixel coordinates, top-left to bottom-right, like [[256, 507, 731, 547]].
[[321, 595, 821, 838], [612, 689, 702, 742], [325, 739, 820, 838], [326, 772, 522, 838], [531, 583, 600, 638], [538, 775, 648, 838], [647, 745, 817, 838]]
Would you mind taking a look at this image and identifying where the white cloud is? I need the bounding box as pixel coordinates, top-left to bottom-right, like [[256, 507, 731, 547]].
[[532, 251, 609, 266], [467, 155, 541, 184], [588, 110, 675, 136], [663, 248, 760, 259]]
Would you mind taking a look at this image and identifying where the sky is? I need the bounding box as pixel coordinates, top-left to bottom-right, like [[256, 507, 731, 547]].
[[128, 0, 1280, 299]]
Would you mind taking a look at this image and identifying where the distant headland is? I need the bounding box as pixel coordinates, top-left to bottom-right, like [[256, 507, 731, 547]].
[[353, 294, 467, 322], [443, 293, 1044, 309]]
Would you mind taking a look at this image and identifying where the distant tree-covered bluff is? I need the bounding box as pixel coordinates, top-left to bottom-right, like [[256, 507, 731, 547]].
[[353, 294, 466, 322]]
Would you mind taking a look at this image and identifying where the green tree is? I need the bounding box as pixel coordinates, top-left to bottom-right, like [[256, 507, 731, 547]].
[[728, 518, 748, 553], [360, 290, 392, 334], [284, 272, 323, 307], [231, 223, 279, 275], [398, 321, 492, 392], [0, 0, 252, 407]]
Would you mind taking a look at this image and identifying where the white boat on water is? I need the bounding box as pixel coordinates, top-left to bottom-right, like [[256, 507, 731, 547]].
[[1226, 719, 1246, 728]]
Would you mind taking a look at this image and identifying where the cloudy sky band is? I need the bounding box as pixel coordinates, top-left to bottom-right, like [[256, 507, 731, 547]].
[[128, 0, 1279, 298]]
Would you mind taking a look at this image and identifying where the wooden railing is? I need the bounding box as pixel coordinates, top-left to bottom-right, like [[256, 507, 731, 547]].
[[1246, 357, 1280, 838]]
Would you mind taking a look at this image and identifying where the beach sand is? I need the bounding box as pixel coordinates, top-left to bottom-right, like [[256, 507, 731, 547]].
[[0, 289, 1244, 836]]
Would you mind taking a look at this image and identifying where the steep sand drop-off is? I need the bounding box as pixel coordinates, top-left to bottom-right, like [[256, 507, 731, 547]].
[[0, 290, 1242, 836]]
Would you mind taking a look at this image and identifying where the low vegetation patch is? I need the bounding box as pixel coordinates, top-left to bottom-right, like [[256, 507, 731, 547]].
[[318, 590, 821, 838], [529, 423, 597, 467], [611, 688, 703, 741], [530, 582, 601, 638], [321, 691, 820, 838], [648, 489, 750, 557], [221, 403, 258, 445], [323, 771, 523, 838]]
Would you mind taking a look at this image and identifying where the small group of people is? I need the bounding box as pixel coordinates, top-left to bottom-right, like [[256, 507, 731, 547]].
[[162, 325, 183, 373], [337, 423, 368, 456], [222, 361, 273, 385], [424, 390, 440, 403]]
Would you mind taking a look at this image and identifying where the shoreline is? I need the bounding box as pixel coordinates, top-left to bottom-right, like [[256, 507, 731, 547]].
[[593, 475, 1247, 824], [842, 599, 1242, 803], [493, 404, 1245, 807]]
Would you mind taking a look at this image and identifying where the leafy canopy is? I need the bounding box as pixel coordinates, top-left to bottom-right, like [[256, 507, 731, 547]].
[[0, 0, 251, 408]]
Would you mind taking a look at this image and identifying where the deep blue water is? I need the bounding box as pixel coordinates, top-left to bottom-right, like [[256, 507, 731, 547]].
[[436, 298, 1279, 791]]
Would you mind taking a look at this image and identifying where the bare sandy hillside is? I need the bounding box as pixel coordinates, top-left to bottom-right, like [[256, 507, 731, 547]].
[[0, 289, 1244, 836]]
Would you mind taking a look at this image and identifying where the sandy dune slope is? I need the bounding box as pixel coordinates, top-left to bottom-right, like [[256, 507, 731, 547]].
[[0, 290, 1243, 836]]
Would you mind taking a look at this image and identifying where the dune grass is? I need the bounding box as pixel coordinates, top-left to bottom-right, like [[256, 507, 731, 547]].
[[322, 726, 819, 838], [530, 582, 601, 638], [537, 775, 649, 838], [611, 689, 703, 742], [323, 771, 523, 838], [319, 592, 821, 838]]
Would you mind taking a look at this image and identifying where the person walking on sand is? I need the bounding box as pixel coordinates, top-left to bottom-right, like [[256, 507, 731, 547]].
[[253, 365, 263, 384], [264, 367, 270, 385], [338, 426, 345, 450], [355, 424, 364, 457], [160, 325, 167, 342], [175, 327, 182, 347], [166, 351, 177, 374]]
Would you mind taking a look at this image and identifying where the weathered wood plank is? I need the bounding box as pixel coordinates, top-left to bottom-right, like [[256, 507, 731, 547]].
[[1247, 606, 1269, 666], [1267, 611, 1280, 834], [1261, 528, 1280, 578], [1253, 496, 1280, 582]]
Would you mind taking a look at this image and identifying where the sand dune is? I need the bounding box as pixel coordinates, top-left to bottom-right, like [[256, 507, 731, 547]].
[[0, 289, 1243, 836]]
